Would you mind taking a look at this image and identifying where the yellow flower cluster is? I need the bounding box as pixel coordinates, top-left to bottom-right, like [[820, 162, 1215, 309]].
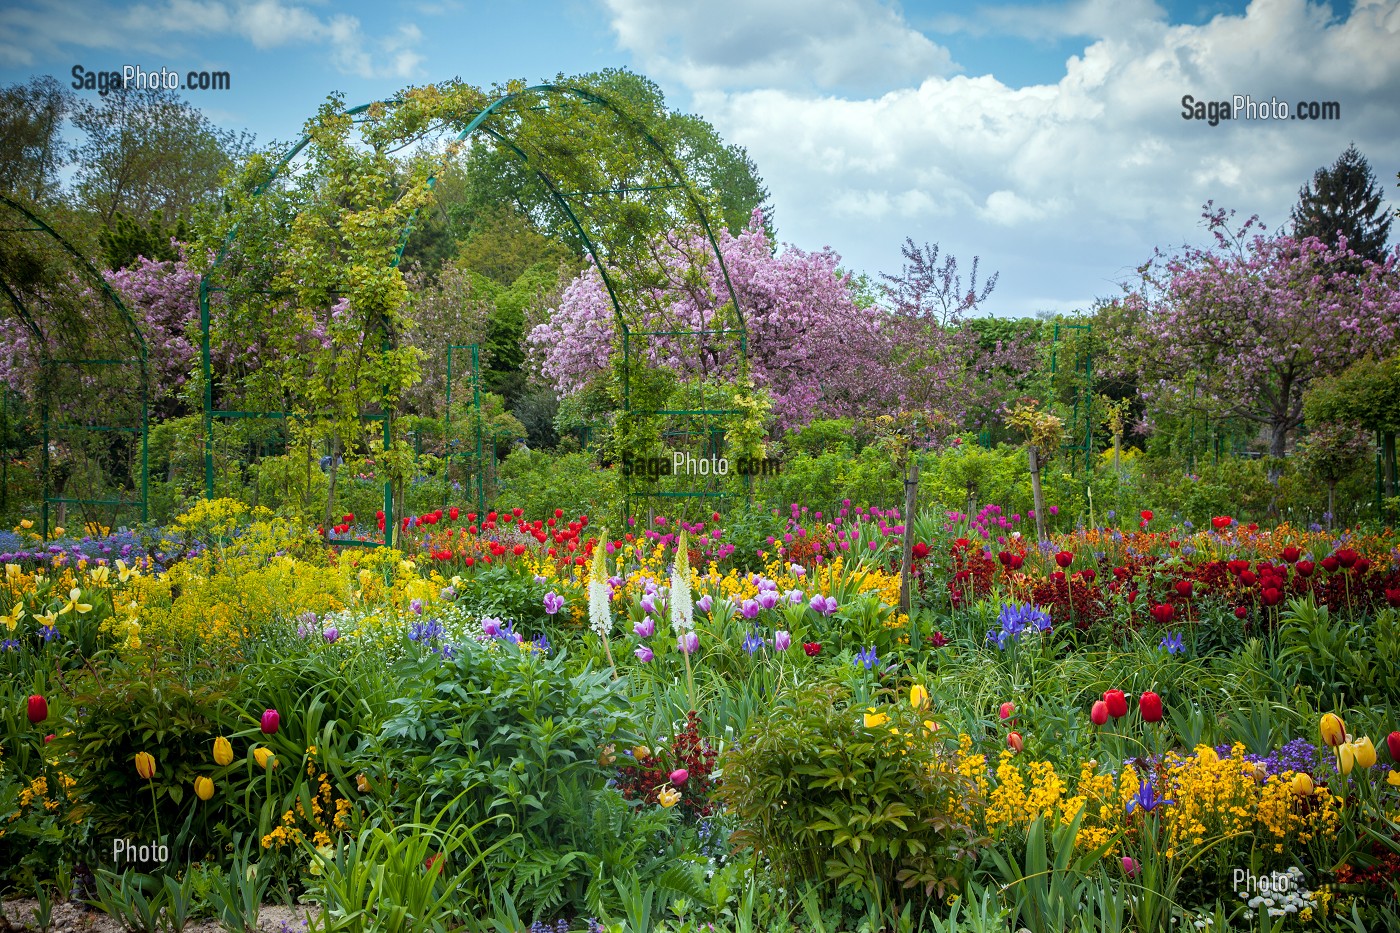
[[983, 752, 1140, 854], [260, 750, 354, 850], [1162, 744, 1340, 858]]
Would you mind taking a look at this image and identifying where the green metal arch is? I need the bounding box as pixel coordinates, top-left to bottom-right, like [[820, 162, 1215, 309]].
[[0, 193, 151, 533], [200, 83, 751, 533]]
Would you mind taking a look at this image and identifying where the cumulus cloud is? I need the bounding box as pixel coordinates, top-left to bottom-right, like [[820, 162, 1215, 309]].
[[0, 0, 425, 78], [611, 0, 1400, 313], [604, 0, 957, 93]]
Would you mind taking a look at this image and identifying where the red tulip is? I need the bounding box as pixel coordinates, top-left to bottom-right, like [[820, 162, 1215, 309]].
[[1090, 700, 1109, 726], [1335, 549, 1359, 569], [1387, 731, 1400, 762], [1104, 689, 1128, 719], [1295, 560, 1314, 577], [1055, 551, 1074, 569], [1321, 557, 1340, 573], [1239, 570, 1257, 586], [1211, 516, 1232, 530], [260, 709, 280, 734], [1355, 557, 1372, 574], [1227, 559, 1250, 576], [1387, 589, 1400, 609], [27, 694, 47, 724], [1174, 580, 1192, 599], [1234, 606, 1248, 619], [1139, 691, 1163, 723], [1281, 546, 1300, 564], [1000, 702, 1015, 720], [1140, 510, 1153, 522], [44, 734, 54, 743], [1009, 554, 1024, 570], [1149, 603, 1174, 624], [1007, 731, 1024, 753], [448, 507, 459, 521], [912, 542, 930, 560], [802, 642, 821, 656], [1261, 587, 1284, 607]]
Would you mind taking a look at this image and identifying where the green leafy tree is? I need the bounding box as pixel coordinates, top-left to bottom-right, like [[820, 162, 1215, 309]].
[[98, 209, 188, 270], [1295, 421, 1370, 527], [0, 76, 70, 201], [72, 87, 252, 225], [1304, 354, 1400, 496], [1291, 143, 1392, 263]]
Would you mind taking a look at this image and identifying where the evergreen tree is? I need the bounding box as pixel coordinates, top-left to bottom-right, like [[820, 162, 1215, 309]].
[[1291, 143, 1392, 262]]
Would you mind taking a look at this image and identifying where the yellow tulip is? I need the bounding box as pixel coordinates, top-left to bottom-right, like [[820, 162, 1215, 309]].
[[213, 736, 234, 767], [193, 776, 215, 801], [1388, 770, 1400, 787], [253, 747, 275, 770], [1337, 742, 1355, 775], [657, 787, 681, 808], [88, 565, 110, 587], [19, 519, 33, 530], [1354, 736, 1377, 769], [1320, 713, 1347, 748], [632, 745, 651, 761], [909, 684, 930, 710], [863, 709, 889, 729], [922, 719, 940, 734], [134, 751, 156, 780], [1291, 773, 1314, 796]]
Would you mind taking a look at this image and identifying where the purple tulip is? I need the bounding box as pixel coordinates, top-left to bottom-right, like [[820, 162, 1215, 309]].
[[323, 627, 339, 644], [757, 591, 778, 610], [786, 588, 804, 604], [482, 618, 503, 638], [741, 599, 760, 619], [678, 632, 699, 654], [640, 593, 658, 615], [260, 709, 280, 735], [410, 599, 423, 616], [633, 618, 655, 638], [543, 591, 564, 615], [697, 594, 713, 614], [634, 644, 654, 662], [774, 630, 792, 651]]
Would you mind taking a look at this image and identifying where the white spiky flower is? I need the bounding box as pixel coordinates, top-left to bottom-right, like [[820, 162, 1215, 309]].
[[589, 530, 612, 638], [670, 530, 693, 634]]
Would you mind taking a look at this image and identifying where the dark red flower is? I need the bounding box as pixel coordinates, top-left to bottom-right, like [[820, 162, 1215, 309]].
[[1140, 510, 1153, 522], [802, 642, 822, 656], [1388, 731, 1400, 762], [929, 631, 949, 648], [1386, 588, 1400, 608], [1149, 603, 1174, 624], [27, 694, 47, 724], [1281, 546, 1301, 564], [1235, 606, 1248, 619], [1174, 580, 1192, 599], [1321, 557, 1340, 573], [1295, 560, 1314, 577], [1335, 549, 1359, 569], [1055, 551, 1074, 568], [912, 541, 930, 560], [1261, 587, 1284, 607], [1103, 689, 1128, 719]]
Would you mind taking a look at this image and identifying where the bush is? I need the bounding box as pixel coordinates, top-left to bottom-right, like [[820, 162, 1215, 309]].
[[494, 448, 616, 524], [718, 681, 984, 919]]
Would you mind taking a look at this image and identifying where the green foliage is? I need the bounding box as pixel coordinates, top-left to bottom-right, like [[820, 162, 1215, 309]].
[[1277, 595, 1400, 708], [495, 448, 615, 525], [99, 210, 188, 271], [718, 681, 983, 926], [371, 641, 651, 919], [58, 665, 238, 858]]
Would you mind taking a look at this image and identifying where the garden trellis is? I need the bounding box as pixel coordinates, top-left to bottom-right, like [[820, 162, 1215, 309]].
[[0, 194, 150, 536], [199, 81, 748, 539]]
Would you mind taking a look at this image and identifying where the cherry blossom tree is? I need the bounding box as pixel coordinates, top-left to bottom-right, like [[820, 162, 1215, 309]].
[[1128, 204, 1400, 461], [528, 210, 885, 430]]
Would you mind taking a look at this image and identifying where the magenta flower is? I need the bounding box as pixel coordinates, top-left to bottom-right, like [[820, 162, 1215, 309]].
[[741, 599, 760, 619], [774, 630, 792, 651], [543, 591, 564, 615], [678, 632, 699, 654], [697, 594, 713, 614], [633, 618, 655, 638], [260, 709, 280, 735], [634, 644, 654, 662]]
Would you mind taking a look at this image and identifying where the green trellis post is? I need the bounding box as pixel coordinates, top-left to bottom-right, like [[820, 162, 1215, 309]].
[[1049, 320, 1093, 474]]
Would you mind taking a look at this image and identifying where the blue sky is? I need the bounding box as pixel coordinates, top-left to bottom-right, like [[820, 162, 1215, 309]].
[[2, 0, 1395, 316]]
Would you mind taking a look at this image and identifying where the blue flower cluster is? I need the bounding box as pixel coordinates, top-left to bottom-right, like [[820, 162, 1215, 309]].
[[987, 602, 1052, 649]]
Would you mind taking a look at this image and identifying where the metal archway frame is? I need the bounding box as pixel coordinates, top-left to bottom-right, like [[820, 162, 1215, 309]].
[[200, 83, 750, 540], [0, 194, 150, 536]]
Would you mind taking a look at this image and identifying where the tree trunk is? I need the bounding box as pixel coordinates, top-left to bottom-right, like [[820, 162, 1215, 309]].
[[1029, 446, 1047, 544], [899, 458, 919, 615], [1268, 420, 1289, 483], [1385, 432, 1397, 498]]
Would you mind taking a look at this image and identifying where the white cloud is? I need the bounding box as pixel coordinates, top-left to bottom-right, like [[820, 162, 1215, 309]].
[[0, 0, 425, 78], [627, 0, 1400, 314], [604, 0, 957, 93]]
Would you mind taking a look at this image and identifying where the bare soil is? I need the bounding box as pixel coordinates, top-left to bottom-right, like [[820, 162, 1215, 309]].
[[1, 898, 318, 933]]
